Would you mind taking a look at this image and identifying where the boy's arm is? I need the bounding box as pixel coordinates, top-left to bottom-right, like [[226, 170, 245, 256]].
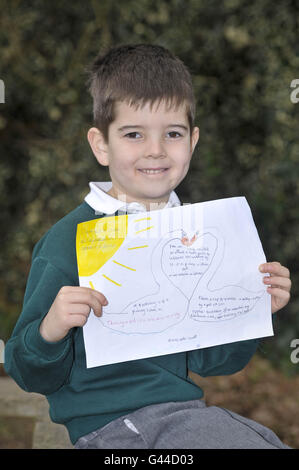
[[4, 256, 75, 395], [187, 338, 259, 377]]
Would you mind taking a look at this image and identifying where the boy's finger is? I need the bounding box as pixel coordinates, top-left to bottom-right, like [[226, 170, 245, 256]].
[[89, 288, 109, 306], [67, 314, 90, 328], [85, 294, 105, 317], [266, 287, 291, 302], [64, 286, 108, 306], [82, 285, 109, 305], [69, 302, 102, 319], [65, 292, 106, 317], [69, 303, 91, 317], [259, 262, 290, 278], [263, 276, 292, 291]]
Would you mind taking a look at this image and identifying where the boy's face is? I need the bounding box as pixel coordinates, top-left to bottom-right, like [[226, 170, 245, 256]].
[[88, 100, 199, 210]]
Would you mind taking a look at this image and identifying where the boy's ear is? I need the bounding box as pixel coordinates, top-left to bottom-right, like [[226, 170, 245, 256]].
[[87, 127, 109, 166], [190, 126, 200, 155]]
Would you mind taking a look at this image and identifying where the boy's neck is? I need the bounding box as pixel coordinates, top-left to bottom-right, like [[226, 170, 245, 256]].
[[106, 188, 170, 212]]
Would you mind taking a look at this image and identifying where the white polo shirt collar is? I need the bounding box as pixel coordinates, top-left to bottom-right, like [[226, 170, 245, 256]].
[[84, 181, 181, 215]]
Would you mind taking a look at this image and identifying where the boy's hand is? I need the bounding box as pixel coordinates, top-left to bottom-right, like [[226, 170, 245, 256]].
[[259, 261, 291, 314], [39, 286, 108, 342]]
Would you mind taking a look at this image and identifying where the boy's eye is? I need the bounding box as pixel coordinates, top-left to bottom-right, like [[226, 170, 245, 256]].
[[167, 131, 182, 138], [124, 131, 183, 139], [125, 132, 142, 139]]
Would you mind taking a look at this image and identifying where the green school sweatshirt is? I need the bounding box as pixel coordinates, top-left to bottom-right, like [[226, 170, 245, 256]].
[[4, 201, 260, 444]]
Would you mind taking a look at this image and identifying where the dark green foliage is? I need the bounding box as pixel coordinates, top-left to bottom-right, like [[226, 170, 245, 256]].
[[0, 0, 298, 373]]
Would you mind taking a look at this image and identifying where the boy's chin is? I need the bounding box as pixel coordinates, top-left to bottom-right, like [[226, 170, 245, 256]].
[[136, 189, 172, 200]]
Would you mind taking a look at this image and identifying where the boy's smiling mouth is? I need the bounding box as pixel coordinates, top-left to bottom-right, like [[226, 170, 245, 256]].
[[138, 168, 169, 175]]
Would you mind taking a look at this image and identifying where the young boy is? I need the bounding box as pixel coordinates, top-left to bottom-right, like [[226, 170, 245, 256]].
[[4, 44, 292, 449]]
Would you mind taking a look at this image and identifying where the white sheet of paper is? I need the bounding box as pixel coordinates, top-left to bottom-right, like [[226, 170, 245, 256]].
[[76, 196, 273, 368]]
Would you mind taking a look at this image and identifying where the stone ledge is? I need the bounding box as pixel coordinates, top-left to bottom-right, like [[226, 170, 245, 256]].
[[0, 377, 73, 449]]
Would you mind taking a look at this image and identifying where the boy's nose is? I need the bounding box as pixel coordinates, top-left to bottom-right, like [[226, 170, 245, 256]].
[[145, 139, 166, 158]]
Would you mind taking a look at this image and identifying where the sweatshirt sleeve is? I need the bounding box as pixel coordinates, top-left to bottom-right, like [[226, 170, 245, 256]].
[[4, 255, 75, 395], [187, 338, 259, 377]]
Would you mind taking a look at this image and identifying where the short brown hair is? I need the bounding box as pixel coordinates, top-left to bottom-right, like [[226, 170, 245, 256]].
[[86, 44, 196, 142]]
